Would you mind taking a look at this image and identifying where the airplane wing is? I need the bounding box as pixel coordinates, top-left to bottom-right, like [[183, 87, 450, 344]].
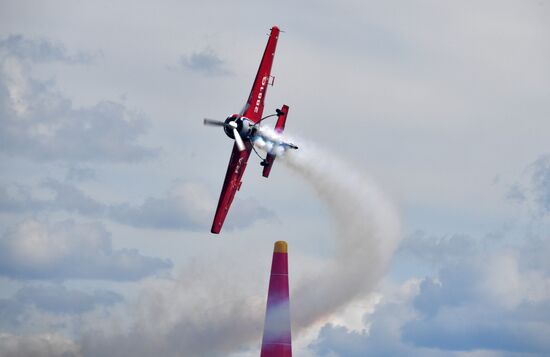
[[210, 26, 281, 234], [241, 26, 281, 123], [211, 143, 252, 234]]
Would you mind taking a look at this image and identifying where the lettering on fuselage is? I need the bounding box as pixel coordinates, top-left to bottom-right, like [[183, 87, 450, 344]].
[[254, 76, 268, 113], [234, 157, 244, 175]]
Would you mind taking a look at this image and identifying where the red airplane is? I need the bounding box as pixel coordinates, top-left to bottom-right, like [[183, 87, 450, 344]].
[[204, 26, 297, 234]]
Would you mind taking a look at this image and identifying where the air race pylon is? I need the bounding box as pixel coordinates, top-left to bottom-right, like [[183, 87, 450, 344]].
[[261, 241, 292, 357]]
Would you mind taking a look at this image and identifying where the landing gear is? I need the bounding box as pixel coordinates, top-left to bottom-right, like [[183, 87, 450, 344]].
[[260, 160, 269, 167]]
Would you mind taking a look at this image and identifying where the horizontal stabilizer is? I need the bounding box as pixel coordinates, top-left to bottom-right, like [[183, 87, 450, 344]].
[[262, 105, 289, 178]]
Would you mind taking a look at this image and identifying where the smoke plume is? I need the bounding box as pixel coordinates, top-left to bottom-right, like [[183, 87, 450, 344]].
[[280, 139, 402, 328], [78, 135, 401, 356]]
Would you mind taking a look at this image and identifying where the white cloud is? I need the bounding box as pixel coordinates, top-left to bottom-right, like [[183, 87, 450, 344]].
[[0, 333, 81, 357], [15, 285, 123, 314], [0, 34, 94, 64], [0, 284, 123, 332], [0, 179, 275, 231], [531, 155, 550, 214], [0, 219, 172, 280], [0, 35, 159, 162], [177, 48, 231, 76], [78, 270, 264, 357], [310, 231, 550, 356]]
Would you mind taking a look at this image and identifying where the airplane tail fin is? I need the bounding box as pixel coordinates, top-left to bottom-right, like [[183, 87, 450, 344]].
[[262, 105, 289, 178], [260, 241, 292, 357]]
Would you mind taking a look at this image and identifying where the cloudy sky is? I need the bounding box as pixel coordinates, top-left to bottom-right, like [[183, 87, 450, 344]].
[[1, 0, 549, 356]]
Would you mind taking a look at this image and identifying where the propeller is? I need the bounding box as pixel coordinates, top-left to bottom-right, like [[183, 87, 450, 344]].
[[203, 118, 246, 152], [203, 118, 225, 127], [228, 121, 246, 151]]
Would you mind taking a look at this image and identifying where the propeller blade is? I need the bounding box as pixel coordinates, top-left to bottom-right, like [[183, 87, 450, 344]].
[[204, 118, 226, 127], [233, 128, 246, 151]]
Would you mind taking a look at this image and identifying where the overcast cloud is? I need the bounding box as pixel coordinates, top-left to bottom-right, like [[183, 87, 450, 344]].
[[531, 155, 550, 214], [310, 230, 550, 356], [0, 333, 81, 357], [0, 219, 172, 280], [0, 179, 274, 230], [177, 48, 231, 76], [15, 285, 123, 314], [0, 34, 94, 64], [0, 0, 549, 356], [0, 35, 159, 162], [0, 284, 123, 328]]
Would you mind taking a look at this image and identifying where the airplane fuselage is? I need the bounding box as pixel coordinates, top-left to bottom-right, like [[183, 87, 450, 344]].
[[210, 26, 283, 234]]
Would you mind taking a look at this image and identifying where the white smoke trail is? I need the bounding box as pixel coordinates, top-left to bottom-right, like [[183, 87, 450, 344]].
[[79, 133, 401, 356], [279, 138, 402, 328], [256, 127, 401, 327]]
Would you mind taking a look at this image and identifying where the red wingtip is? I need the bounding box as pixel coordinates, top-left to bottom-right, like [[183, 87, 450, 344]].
[[211, 220, 221, 234]]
